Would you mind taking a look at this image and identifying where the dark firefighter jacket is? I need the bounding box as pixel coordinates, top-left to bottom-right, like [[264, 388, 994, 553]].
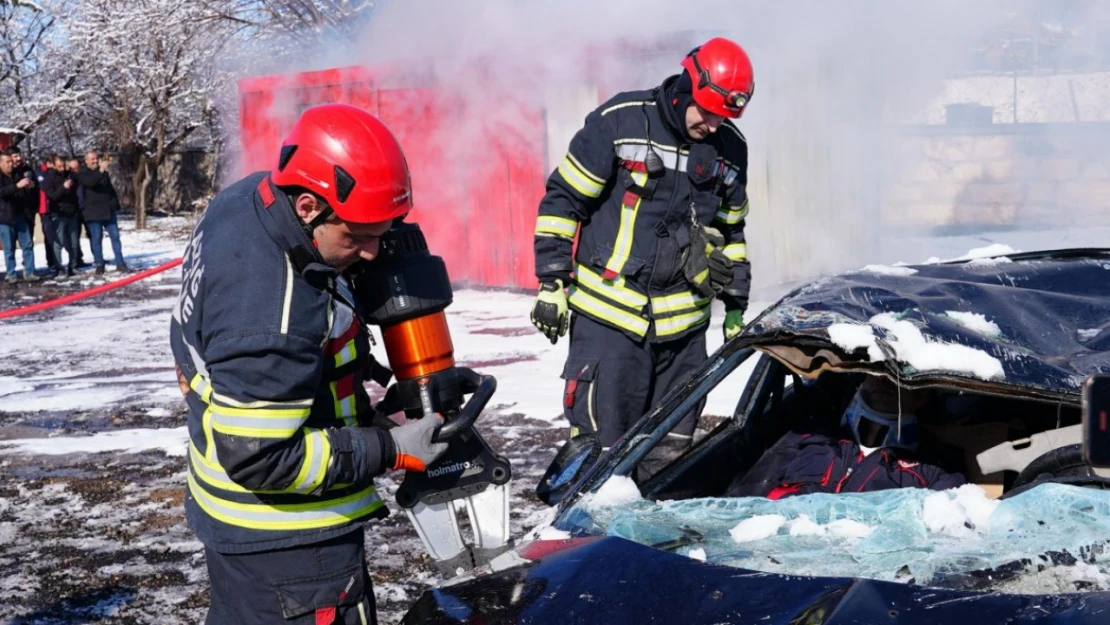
[[534, 74, 752, 343], [170, 172, 394, 554]]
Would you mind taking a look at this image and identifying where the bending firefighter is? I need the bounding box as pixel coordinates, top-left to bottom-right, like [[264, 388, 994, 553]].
[[170, 104, 448, 625], [532, 37, 755, 477]]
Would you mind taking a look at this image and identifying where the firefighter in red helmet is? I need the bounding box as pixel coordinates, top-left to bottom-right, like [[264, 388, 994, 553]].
[[171, 103, 448, 624], [532, 37, 755, 478]]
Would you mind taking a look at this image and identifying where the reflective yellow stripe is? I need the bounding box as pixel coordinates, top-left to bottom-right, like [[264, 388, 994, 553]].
[[334, 339, 357, 368], [723, 242, 748, 261], [209, 400, 311, 439], [574, 263, 647, 309], [187, 472, 383, 531], [568, 286, 649, 336], [693, 268, 709, 286], [290, 429, 330, 494], [651, 290, 711, 315], [655, 306, 712, 337], [535, 215, 579, 239], [189, 375, 213, 403], [202, 407, 215, 462], [715, 199, 750, 225], [557, 155, 605, 198], [602, 171, 647, 275], [330, 381, 358, 427]]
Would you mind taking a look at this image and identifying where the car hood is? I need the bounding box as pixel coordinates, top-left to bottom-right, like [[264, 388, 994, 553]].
[[403, 536, 1108, 624], [744, 249, 1110, 401]]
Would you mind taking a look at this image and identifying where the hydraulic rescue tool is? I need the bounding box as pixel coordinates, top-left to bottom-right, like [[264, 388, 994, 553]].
[[350, 221, 513, 574]]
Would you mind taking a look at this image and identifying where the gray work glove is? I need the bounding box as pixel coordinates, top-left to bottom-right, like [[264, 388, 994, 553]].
[[682, 224, 733, 298], [388, 414, 449, 472]]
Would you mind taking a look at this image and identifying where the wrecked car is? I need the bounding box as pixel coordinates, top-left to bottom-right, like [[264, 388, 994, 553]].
[[402, 248, 1110, 624]]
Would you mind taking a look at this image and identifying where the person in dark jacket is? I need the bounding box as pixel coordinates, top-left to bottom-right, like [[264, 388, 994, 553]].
[[35, 160, 61, 275], [531, 37, 755, 478], [170, 104, 449, 625], [728, 376, 966, 498], [0, 150, 38, 282], [76, 150, 129, 274], [66, 156, 89, 267], [44, 154, 81, 276], [9, 147, 43, 280]]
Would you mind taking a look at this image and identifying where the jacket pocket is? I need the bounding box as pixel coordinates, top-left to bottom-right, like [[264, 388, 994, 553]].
[[561, 357, 600, 434], [274, 565, 368, 622], [590, 243, 646, 278]]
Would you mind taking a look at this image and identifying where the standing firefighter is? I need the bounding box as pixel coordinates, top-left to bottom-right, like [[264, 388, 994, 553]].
[[171, 104, 449, 624], [532, 37, 755, 476]]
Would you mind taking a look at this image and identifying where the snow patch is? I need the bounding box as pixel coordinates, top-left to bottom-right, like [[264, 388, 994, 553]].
[[924, 485, 999, 537], [826, 519, 874, 539], [0, 426, 188, 457], [827, 323, 885, 362], [729, 515, 786, 543], [924, 244, 1019, 265], [1079, 329, 1101, 341], [828, 314, 1004, 380], [787, 514, 826, 537], [945, 311, 1002, 337], [860, 264, 918, 276], [872, 313, 1005, 380], [687, 547, 707, 562], [588, 476, 642, 508], [967, 256, 1013, 267], [535, 526, 571, 541], [145, 407, 171, 418]]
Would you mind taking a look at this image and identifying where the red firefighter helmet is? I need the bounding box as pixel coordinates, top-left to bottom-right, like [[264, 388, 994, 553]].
[[680, 37, 755, 119], [271, 103, 412, 223]]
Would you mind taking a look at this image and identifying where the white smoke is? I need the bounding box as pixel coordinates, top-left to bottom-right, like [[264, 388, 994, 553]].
[[234, 1, 1026, 290]]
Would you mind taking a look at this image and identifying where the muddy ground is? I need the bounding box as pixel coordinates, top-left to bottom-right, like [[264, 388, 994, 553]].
[[0, 404, 564, 624]]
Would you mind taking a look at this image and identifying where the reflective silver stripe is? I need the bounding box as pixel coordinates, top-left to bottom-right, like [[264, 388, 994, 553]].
[[187, 472, 383, 531], [655, 306, 712, 337], [280, 254, 294, 335], [208, 404, 310, 437], [715, 199, 750, 225], [210, 392, 314, 410], [601, 100, 655, 116], [651, 291, 711, 315], [290, 429, 330, 494], [568, 286, 649, 336], [535, 216, 579, 239], [723, 243, 748, 261], [575, 264, 647, 309], [557, 155, 605, 198], [614, 142, 689, 172], [334, 339, 357, 367]]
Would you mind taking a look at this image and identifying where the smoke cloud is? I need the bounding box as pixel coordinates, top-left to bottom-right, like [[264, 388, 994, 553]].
[[239, 1, 1107, 293]]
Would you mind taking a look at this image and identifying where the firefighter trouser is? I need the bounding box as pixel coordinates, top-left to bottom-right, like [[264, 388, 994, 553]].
[[560, 312, 707, 478], [204, 529, 376, 625]]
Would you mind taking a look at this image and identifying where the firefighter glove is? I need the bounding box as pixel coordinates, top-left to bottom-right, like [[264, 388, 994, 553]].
[[724, 309, 745, 340], [388, 414, 449, 472], [531, 279, 569, 344], [684, 225, 734, 298]]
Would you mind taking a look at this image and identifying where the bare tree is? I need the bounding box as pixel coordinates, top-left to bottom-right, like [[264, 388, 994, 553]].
[[65, 0, 234, 228], [0, 0, 85, 151], [205, 0, 375, 45]]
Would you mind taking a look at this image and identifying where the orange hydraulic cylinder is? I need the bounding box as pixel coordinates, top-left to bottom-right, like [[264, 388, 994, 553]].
[[381, 311, 456, 380]]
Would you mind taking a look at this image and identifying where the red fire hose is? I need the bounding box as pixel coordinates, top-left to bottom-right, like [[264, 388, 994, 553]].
[[0, 257, 183, 321]]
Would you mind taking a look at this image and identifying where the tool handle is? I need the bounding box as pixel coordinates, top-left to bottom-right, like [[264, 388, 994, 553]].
[[434, 367, 495, 442]]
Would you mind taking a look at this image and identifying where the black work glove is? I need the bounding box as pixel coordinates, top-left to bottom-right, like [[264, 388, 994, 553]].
[[683, 224, 734, 298], [530, 279, 570, 344]]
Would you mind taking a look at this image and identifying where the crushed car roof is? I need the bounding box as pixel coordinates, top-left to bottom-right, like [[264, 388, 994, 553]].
[[745, 248, 1110, 400]]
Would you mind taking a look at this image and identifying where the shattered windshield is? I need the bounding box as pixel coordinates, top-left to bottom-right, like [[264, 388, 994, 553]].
[[563, 480, 1110, 594]]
